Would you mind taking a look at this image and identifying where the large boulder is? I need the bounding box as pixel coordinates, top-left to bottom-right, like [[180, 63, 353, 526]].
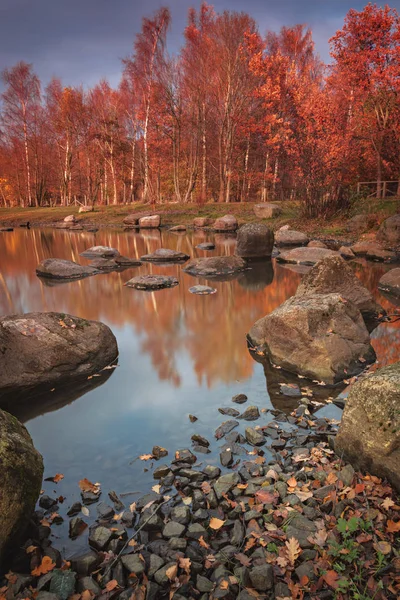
[[0, 312, 118, 398], [0, 410, 43, 561], [139, 215, 161, 228], [123, 212, 151, 226], [235, 223, 274, 259], [350, 241, 396, 262], [213, 214, 238, 232], [335, 363, 400, 492], [80, 246, 120, 258], [378, 268, 400, 298], [376, 214, 400, 248], [183, 255, 246, 279], [36, 259, 99, 280], [276, 247, 339, 266], [253, 203, 282, 219], [247, 293, 375, 384], [140, 248, 189, 263], [295, 255, 383, 327], [275, 229, 309, 247]]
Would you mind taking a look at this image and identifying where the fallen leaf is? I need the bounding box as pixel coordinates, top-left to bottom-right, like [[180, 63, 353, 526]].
[[209, 517, 225, 530], [178, 557, 191, 575], [105, 580, 118, 592], [295, 490, 313, 502], [373, 541, 392, 555], [26, 545, 38, 553], [201, 481, 212, 494], [287, 476, 297, 488], [81, 506, 90, 517], [237, 483, 248, 490], [182, 497, 192, 506], [78, 478, 100, 494], [81, 591, 94, 600], [139, 454, 153, 461], [387, 520, 400, 533], [113, 512, 124, 521], [323, 570, 339, 589], [166, 564, 178, 581], [199, 536, 210, 549], [244, 537, 256, 552], [31, 556, 56, 576], [285, 537, 301, 565], [129, 502, 136, 512], [308, 529, 328, 547], [255, 489, 277, 505], [382, 497, 395, 510], [234, 553, 252, 567], [128, 539, 137, 547], [219, 580, 229, 590], [152, 484, 161, 493], [265, 469, 278, 480]]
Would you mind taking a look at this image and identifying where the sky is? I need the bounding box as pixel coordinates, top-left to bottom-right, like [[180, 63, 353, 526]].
[[1, 0, 400, 91]]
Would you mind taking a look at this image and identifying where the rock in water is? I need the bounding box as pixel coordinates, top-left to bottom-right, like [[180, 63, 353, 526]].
[[378, 268, 400, 298], [247, 293, 375, 384], [139, 215, 161, 228], [335, 362, 400, 492], [350, 241, 396, 262], [0, 312, 118, 398], [124, 275, 179, 291], [0, 409, 43, 561], [253, 203, 282, 219], [376, 214, 400, 248], [213, 214, 238, 232], [276, 247, 339, 266], [80, 246, 120, 258], [183, 256, 246, 279], [140, 248, 189, 263], [189, 285, 217, 295], [235, 223, 274, 259], [36, 259, 99, 280], [275, 229, 309, 247], [295, 255, 383, 328]]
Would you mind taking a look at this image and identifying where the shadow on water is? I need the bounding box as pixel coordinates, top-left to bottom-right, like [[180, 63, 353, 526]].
[[0, 368, 116, 423]]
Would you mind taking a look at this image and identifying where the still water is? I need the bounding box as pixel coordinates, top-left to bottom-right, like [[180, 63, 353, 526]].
[[0, 227, 399, 553]]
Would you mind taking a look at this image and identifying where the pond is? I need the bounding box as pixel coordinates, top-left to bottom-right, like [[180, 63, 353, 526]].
[[0, 226, 399, 555]]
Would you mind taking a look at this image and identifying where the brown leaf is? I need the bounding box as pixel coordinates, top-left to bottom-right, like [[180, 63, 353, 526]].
[[81, 590, 94, 600], [199, 535, 210, 549], [209, 517, 225, 530], [178, 557, 191, 575], [307, 528, 328, 547], [139, 454, 153, 461], [287, 476, 297, 488], [285, 537, 301, 565], [373, 541, 392, 555], [244, 537, 256, 552], [386, 520, 400, 533], [254, 489, 277, 505], [219, 580, 229, 590], [31, 556, 56, 577], [78, 478, 100, 494], [26, 545, 38, 554], [201, 481, 212, 494], [382, 497, 395, 510], [234, 553, 252, 567], [166, 564, 178, 581]]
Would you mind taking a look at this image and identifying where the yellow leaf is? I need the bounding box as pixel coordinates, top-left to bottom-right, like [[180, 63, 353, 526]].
[[105, 579, 118, 592], [199, 536, 210, 549], [285, 537, 301, 565], [219, 580, 229, 590], [26, 545, 37, 554], [287, 476, 297, 488], [209, 517, 225, 530], [31, 556, 56, 576], [152, 484, 161, 493], [139, 454, 153, 461]]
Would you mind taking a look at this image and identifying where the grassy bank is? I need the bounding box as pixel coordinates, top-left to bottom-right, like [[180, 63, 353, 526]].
[[0, 198, 398, 239]]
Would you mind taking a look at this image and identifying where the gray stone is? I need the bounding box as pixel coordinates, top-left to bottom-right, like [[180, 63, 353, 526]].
[[376, 214, 400, 247], [96, 502, 114, 520], [153, 464, 171, 479], [69, 550, 100, 576], [254, 203, 282, 219], [77, 577, 101, 595], [213, 214, 238, 232], [138, 510, 163, 531], [80, 245, 120, 258], [220, 449, 233, 467], [338, 464, 355, 487], [184, 255, 246, 279], [215, 420, 239, 439], [163, 521, 186, 538], [275, 229, 309, 247], [148, 554, 165, 577], [88, 526, 114, 551], [203, 465, 221, 479], [49, 570, 76, 600], [245, 427, 265, 446], [197, 575, 214, 592], [196, 242, 215, 250], [218, 407, 240, 417], [378, 268, 400, 298], [232, 393, 248, 404], [231, 520, 244, 545], [340, 245, 355, 259], [36, 258, 99, 280], [277, 246, 339, 266], [121, 553, 145, 575], [191, 434, 210, 447], [249, 565, 274, 591], [154, 562, 177, 586], [69, 517, 87, 539], [189, 285, 217, 295], [214, 472, 240, 499], [170, 505, 190, 525], [169, 537, 187, 550], [141, 248, 189, 263], [239, 405, 260, 421], [295, 561, 315, 581], [139, 215, 161, 228]]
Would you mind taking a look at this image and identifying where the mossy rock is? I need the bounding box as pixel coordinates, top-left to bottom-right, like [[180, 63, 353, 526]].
[[0, 409, 43, 561]]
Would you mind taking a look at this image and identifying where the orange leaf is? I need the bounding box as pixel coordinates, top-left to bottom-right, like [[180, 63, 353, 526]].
[[354, 483, 365, 494], [387, 520, 400, 533], [139, 454, 153, 461], [81, 591, 94, 600], [219, 580, 229, 590], [78, 478, 100, 494], [53, 473, 64, 483], [323, 570, 339, 589], [31, 556, 56, 577], [166, 564, 178, 581], [105, 579, 118, 592], [178, 557, 191, 575], [209, 517, 225, 530], [199, 536, 210, 549], [287, 476, 297, 488]]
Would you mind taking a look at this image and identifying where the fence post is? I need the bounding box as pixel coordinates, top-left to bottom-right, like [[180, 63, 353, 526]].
[[357, 182, 360, 195], [382, 181, 387, 199]]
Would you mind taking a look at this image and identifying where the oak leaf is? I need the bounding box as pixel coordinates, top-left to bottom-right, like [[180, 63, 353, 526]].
[[386, 520, 400, 533], [285, 537, 301, 565]]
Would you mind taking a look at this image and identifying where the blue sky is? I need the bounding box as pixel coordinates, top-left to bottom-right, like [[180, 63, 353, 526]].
[[1, 0, 400, 89]]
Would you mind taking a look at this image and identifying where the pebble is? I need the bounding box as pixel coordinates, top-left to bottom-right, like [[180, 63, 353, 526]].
[[232, 393, 248, 404]]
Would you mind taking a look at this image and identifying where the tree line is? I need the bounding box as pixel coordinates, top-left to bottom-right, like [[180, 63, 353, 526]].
[[1, 2, 400, 216]]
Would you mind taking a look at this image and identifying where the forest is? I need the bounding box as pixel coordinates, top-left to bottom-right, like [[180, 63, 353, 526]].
[[0, 2, 400, 217]]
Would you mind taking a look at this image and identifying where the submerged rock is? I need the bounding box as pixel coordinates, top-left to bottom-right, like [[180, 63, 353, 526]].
[[0, 312, 118, 398], [141, 248, 189, 263], [350, 241, 396, 262], [196, 242, 215, 250], [183, 256, 246, 279], [125, 275, 179, 291], [36, 259, 99, 280], [276, 247, 339, 266], [0, 409, 44, 562], [295, 255, 383, 328], [335, 362, 400, 492], [275, 229, 309, 247], [235, 223, 274, 259], [80, 246, 120, 258], [247, 293, 375, 384]]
